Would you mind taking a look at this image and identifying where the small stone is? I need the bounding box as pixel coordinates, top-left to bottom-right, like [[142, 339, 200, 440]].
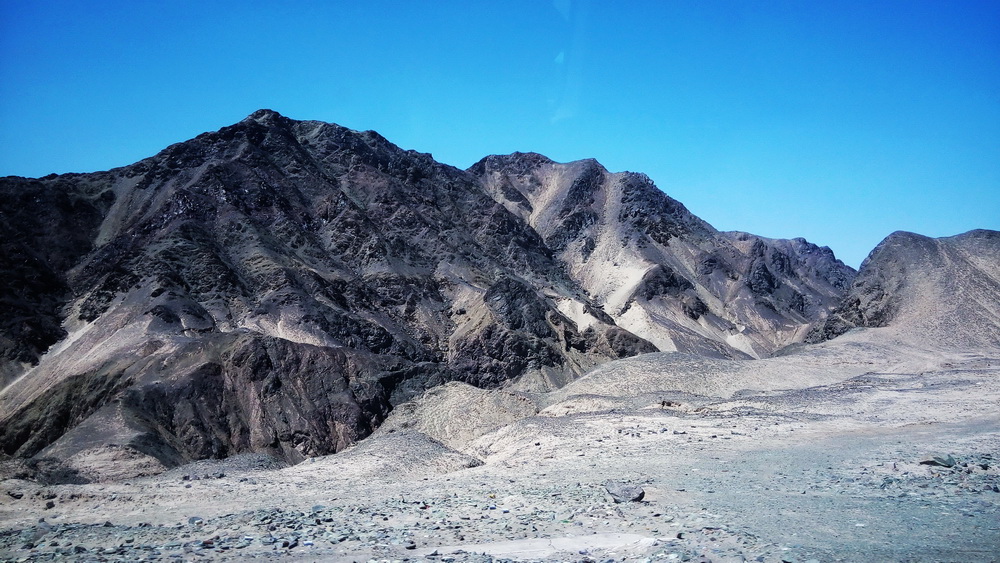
[[6, 491, 23, 500], [920, 454, 956, 468], [188, 517, 204, 526], [604, 481, 645, 503], [44, 501, 55, 509]]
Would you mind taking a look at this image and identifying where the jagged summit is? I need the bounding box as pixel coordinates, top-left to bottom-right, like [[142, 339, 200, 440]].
[[245, 108, 284, 122], [467, 152, 556, 176], [0, 112, 859, 478]]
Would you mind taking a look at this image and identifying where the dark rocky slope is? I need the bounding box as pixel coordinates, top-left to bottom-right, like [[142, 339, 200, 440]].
[[0, 111, 852, 478]]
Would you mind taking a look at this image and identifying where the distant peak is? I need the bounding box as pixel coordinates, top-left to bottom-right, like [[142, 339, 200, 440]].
[[489, 152, 555, 166], [885, 230, 926, 240], [244, 108, 288, 125], [508, 151, 554, 162], [467, 152, 555, 176]]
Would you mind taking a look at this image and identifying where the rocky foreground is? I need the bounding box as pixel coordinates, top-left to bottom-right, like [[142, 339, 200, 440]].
[[3, 442, 998, 563], [2, 330, 998, 562]]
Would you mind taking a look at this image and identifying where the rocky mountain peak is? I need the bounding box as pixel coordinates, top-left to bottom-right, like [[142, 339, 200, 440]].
[[471, 153, 854, 358], [467, 152, 556, 177], [245, 107, 284, 122]]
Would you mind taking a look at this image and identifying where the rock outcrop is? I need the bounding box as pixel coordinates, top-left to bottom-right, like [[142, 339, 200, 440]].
[[808, 229, 1000, 349]]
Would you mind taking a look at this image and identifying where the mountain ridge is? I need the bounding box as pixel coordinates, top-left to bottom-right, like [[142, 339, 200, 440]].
[[472, 151, 855, 361], [1, 109, 856, 476]]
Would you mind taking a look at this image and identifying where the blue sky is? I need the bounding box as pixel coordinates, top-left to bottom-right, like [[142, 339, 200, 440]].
[[1, 1, 997, 268]]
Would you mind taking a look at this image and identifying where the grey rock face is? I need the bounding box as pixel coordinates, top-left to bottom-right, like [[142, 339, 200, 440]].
[[0, 175, 111, 387], [604, 481, 645, 503], [808, 229, 1000, 348], [0, 110, 856, 476]]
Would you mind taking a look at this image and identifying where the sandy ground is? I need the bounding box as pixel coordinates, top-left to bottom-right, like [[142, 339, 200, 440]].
[[2, 330, 999, 562]]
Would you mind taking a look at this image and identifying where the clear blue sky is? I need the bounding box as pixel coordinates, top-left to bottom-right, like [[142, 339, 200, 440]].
[[2, 1, 998, 268]]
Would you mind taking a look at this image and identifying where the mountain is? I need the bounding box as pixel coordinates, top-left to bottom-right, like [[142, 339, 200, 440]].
[[808, 229, 1000, 350], [0, 110, 853, 478], [471, 153, 855, 361]]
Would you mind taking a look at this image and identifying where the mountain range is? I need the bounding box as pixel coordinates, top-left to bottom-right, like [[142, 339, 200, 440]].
[[1, 109, 991, 481]]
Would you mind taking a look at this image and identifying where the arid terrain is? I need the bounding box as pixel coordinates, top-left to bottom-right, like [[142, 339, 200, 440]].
[[2, 321, 998, 562], [1, 113, 998, 561]]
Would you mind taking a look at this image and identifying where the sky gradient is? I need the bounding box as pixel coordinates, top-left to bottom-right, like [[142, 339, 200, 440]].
[[2, 0, 998, 268]]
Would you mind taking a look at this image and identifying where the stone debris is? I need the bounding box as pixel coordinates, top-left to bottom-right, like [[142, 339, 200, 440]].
[[1, 445, 998, 563], [0, 482, 778, 562]]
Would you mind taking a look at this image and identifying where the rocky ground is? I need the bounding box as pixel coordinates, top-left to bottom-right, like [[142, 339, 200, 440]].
[[2, 331, 998, 562]]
